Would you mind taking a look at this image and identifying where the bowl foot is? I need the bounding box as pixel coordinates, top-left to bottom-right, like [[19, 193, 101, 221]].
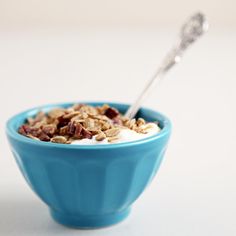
[[50, 207, 131, 229]]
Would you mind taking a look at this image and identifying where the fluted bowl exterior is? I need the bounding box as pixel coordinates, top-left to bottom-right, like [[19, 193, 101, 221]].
[[6, 102, 171, 228]]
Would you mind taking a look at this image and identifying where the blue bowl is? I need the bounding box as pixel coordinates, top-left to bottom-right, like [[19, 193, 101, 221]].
[[6, 102, 171, 228]]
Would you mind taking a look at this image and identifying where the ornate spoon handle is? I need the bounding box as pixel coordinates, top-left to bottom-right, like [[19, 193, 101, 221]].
[[125, 12, 209, 119]]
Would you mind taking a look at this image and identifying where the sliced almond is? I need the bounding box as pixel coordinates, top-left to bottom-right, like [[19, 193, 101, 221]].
[[107, 136, 119, 143], [51, 136, 67, 144], [95, 132, 106, 141], [63, 111, 80, 119], [48, 109, 65, 119], [104, 128, 120, 137]]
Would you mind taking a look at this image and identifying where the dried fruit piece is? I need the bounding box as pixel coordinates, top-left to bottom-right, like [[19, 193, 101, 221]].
[[104, 107, 119, 119]]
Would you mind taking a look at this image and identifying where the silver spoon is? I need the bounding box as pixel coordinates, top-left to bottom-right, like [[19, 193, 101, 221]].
[[125, 12, 209, 119]]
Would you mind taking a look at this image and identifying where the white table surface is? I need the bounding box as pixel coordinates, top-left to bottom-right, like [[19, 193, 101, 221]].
[[0, 27, 235, 236]]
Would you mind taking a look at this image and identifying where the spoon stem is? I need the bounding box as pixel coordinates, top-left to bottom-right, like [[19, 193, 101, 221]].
[[125, 12, 208, 119]]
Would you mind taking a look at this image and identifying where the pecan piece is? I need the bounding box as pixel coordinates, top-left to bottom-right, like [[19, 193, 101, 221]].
[[67, 121, 76, 135], [18, 125, 31, 136], [74, 123, 83, 138], [38, 132, 50, 142], [42, 124, 56, 137], [59, 126, 68, 135], [81, 128, 92, 139]]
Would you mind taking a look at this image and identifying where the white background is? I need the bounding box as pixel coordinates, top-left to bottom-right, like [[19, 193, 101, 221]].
[[0, 1, 235, 235]]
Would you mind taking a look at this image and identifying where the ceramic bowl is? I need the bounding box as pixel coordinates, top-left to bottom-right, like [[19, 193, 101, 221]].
[[6, 102, 171, 228]]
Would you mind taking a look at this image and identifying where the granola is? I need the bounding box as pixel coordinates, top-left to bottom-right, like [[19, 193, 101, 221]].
[[18, 104, 160, 144]]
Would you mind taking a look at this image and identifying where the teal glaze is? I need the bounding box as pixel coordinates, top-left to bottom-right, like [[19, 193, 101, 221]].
[[6, 102, 171, 228]]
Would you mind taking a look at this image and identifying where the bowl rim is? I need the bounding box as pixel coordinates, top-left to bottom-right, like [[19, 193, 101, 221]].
[[6, 101, 172, 149]]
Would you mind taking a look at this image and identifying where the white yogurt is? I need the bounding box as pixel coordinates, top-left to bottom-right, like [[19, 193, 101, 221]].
[[71, 123, 161, 145]]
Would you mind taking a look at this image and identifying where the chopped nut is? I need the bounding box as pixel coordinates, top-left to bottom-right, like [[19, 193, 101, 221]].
[[38, 132, 50, 142], [107, 136, 119, 143], [18, 125, 31, 135], [101, 122, 111, 131], [112, 116, 122, 125], [51, 136, 67, 144], [27, 134, 40, 140], [129, 119, 136, 130], [74, 123, 83, 138], [66, 108, 75, 113], [42, 124, 56, 136], [97, 104, 110, 114], [67, 121, 76, 135], [84, 118, 95, 129], [63, 111, 80, 120], [142, 123, 155, 130], [48, 108, 65, 119], [72, 104, 84, 111], [81, 128, 92, 139], [95, 132, 106, 141], [27, 117, 34, 125], [33, 121, 44, 129], [57, 116, 70, 127], [104, 128, 120, 137], [80, 105, 98, 116], [34, 111, 45, 122], [71, 115, 85, 123], [137, 118, 146, 126], [59, 126, 68, 135]]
